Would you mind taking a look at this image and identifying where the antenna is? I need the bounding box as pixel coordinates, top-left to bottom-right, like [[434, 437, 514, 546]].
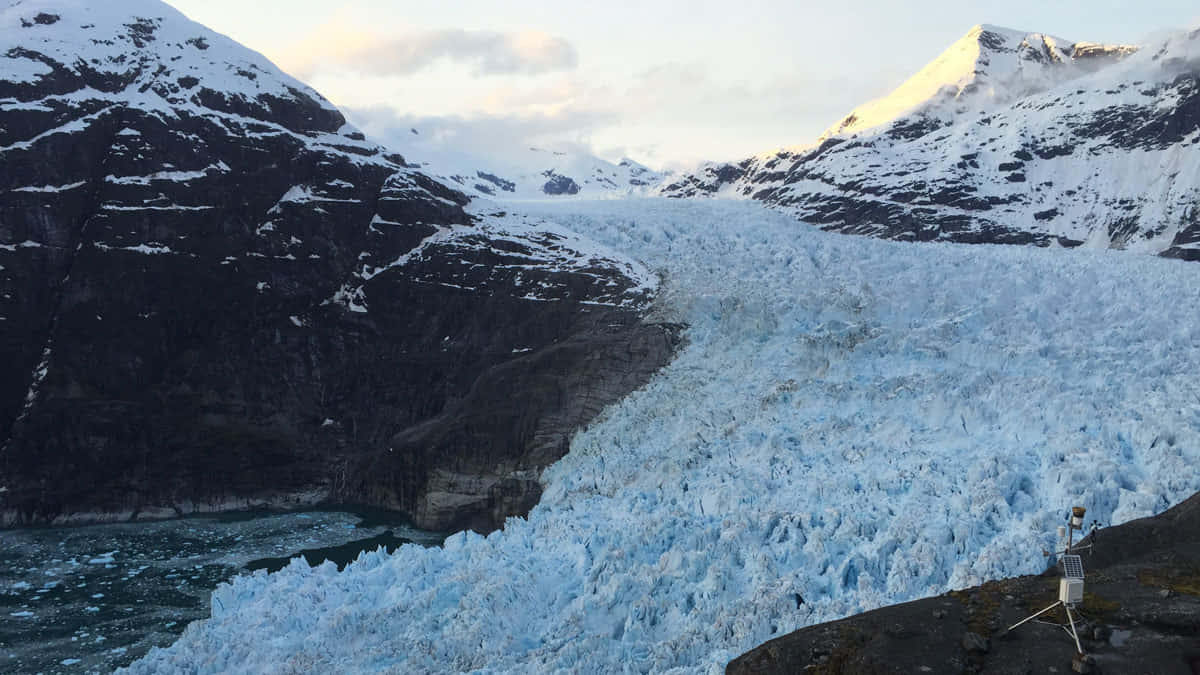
[[1004, 505, 1096, 673]]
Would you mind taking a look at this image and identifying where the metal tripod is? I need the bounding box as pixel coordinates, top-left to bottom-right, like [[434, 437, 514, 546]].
[[1007, 598, 1084, 654]]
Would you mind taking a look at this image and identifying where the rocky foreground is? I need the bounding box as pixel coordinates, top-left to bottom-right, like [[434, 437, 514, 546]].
[[730, 490, 1200, 674]]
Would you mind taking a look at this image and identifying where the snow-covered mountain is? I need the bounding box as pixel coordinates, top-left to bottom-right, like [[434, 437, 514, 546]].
[[124, 197, 1200, 674], [660, 25, 1200, 259], [0, 0, 675, 531], [387, 131, 665, 199], [6, 5, 1200, 673], [825, 24, 1137, 138]]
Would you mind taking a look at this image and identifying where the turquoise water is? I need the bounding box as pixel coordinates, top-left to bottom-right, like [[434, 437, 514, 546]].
[[0, 510, 442, 674]]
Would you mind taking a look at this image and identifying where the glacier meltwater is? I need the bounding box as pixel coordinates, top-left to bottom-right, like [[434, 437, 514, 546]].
[[126, 198, 1200, 674]]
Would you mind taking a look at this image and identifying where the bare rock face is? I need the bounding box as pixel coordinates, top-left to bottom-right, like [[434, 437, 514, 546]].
[[0, 1, 678, 532], [541, 171, 581, 196], [728, 491, 1200, 674]]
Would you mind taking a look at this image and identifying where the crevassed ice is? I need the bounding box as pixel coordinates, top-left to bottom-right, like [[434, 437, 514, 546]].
[[126, 198, 1200, 674]]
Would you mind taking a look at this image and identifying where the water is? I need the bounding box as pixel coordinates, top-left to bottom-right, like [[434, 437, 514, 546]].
[[0, 509, 443, 674]]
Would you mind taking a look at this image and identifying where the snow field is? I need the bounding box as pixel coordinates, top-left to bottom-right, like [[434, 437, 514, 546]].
[[829, 24, 1097, 138], [0, 0, 330, 113], [127, 198, 1200, 674], [0, 0, 399, 174]]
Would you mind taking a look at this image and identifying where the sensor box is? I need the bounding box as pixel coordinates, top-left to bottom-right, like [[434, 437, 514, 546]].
[[1059, 578, 1084, 604]]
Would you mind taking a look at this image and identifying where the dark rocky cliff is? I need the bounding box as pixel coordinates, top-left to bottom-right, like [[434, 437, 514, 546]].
[[0, 1, 678, 532]]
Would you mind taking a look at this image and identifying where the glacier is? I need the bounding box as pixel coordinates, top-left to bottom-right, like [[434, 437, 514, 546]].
[[126, 198, 1200, 674]]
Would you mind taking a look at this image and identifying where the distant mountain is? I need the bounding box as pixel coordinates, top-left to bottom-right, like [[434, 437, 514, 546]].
[[825, 24, 1137, 138], [0, 0, 677, 530], [387, 132, 664, 199], [660, 25, 1200, 260]]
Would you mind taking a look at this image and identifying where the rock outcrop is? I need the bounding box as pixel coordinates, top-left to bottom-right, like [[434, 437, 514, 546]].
[[729, 491, 1200, 674], [0, 0, 678, 532]]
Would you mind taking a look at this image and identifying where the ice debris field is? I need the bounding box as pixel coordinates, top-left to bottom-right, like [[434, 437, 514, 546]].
[[127, 198, 1200, 674]]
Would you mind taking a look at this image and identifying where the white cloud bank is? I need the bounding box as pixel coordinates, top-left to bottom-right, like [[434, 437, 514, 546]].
[[278, 23, 578, 80], [344, 104, 617, 164]]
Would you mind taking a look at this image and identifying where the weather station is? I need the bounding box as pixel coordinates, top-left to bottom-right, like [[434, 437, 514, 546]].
[[1005, 506, 1099, 673]]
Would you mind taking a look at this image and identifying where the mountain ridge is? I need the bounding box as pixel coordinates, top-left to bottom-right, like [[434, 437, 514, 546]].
[[823, 24, 1137, 139], [659, 24, 1200, 259], [376, 126, 666, 200], [0, 0, 678, 531]]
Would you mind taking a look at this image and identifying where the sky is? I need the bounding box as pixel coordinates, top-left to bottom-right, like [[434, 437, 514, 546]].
[[168, 0, 1199, 169]]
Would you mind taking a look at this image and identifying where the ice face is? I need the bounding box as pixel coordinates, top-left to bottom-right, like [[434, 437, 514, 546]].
[[125, 198, 1200, 674]]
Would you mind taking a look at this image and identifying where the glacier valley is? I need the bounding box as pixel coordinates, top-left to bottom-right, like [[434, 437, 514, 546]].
[[126, 198, 1200, 674]]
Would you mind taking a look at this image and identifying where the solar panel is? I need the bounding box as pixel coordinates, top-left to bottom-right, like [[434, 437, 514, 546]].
[[1062, 554, 1084, 579]]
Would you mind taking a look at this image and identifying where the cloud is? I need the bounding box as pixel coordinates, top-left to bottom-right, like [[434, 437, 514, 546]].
[[474, 76, 596, 116], [343, 104, 617, 164], [337, 59, 900, 171], [277, 23, 578, 80]]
